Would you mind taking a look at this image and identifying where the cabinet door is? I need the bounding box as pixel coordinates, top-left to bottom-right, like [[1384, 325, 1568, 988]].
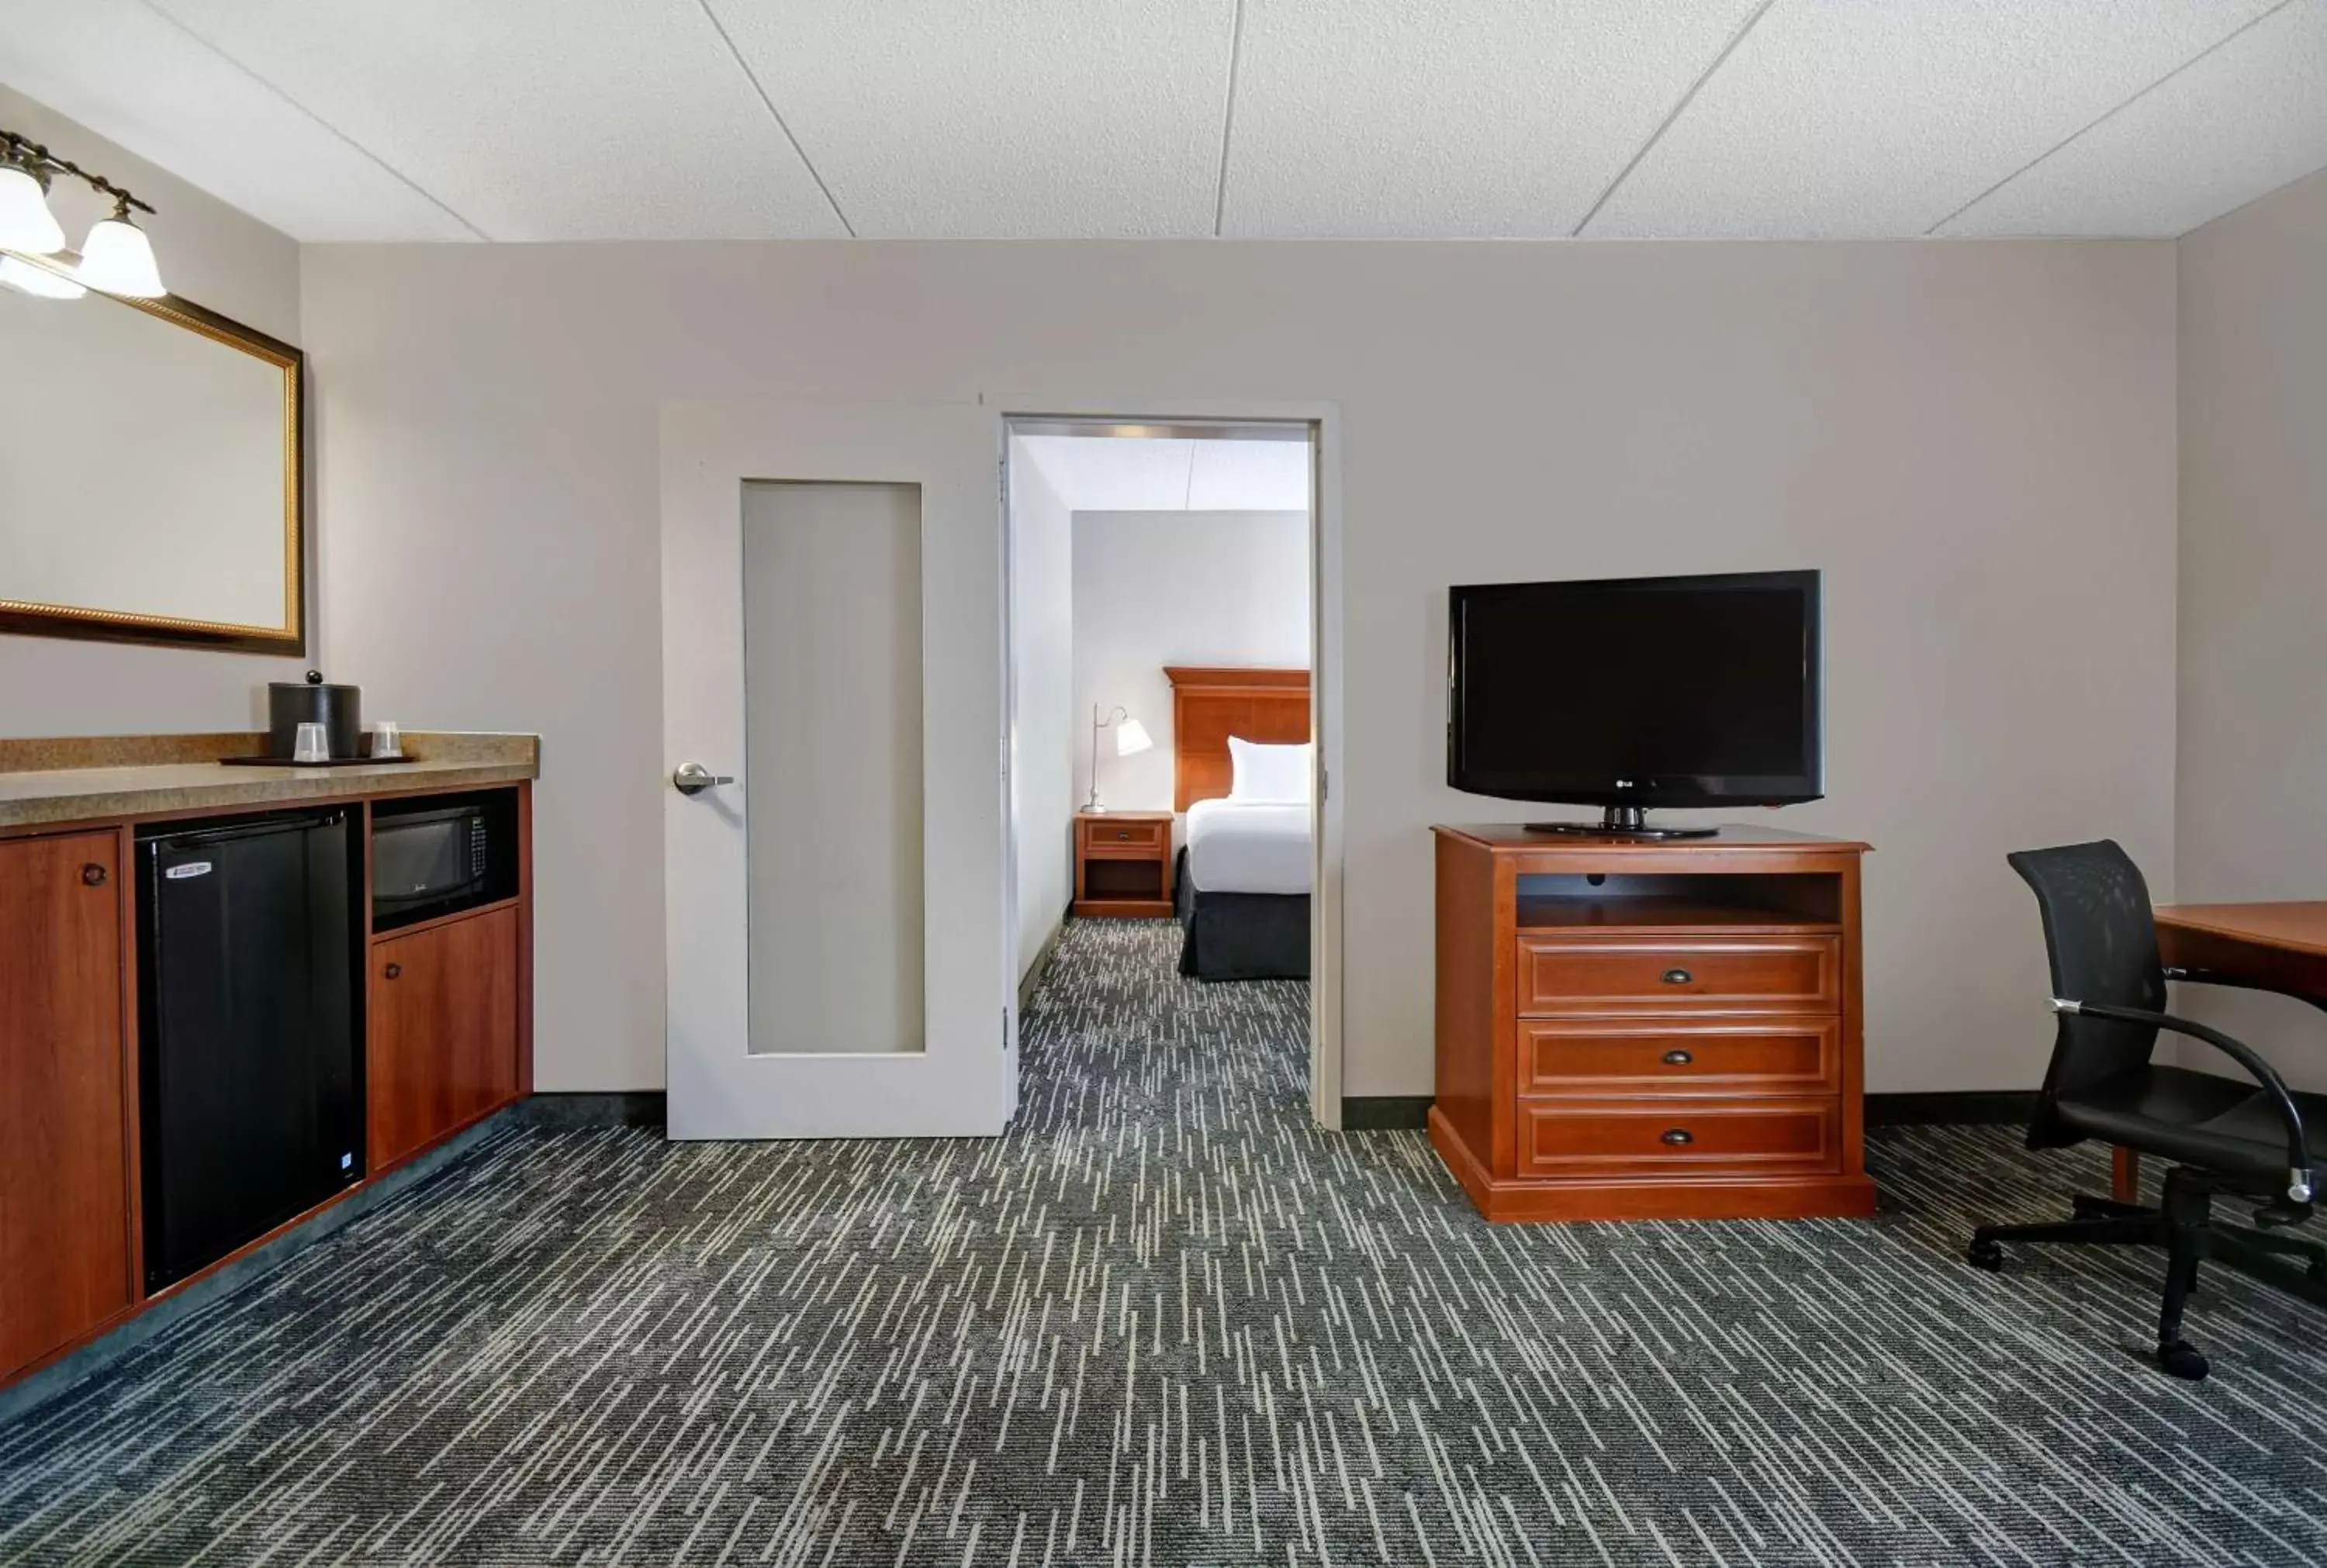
[[0, 831, 132, 1381], [369, 906, 520, 1170]]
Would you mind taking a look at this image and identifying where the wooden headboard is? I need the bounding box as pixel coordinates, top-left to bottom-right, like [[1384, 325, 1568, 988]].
[[1165, 666, 1311, 813]]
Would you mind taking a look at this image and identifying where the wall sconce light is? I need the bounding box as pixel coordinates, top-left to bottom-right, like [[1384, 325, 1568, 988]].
[[0, 145, 66, 254], [0, 128, 166, 301]]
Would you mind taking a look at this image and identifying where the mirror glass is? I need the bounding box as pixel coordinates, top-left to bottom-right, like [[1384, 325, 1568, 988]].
[[0, 264, 301, 651]]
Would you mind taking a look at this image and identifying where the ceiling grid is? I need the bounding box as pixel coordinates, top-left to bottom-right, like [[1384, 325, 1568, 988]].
[[138, 0, 488, 240], [0, 0, 2318, 243]]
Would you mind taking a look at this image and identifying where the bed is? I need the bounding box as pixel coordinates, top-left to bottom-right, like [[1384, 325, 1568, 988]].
[[1165, 665, 1313, 981]]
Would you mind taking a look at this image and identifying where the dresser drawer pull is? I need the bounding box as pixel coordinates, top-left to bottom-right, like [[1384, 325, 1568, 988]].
[[1115, 830, 1132, 840], [1660, 1128, 1693, 1146], [1660, 968, 1693, 986], [1661, 1048, 1693, 1065]]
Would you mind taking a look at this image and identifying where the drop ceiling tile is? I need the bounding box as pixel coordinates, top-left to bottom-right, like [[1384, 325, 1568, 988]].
[[0, 0, 472, 241], [1942, 0, 2327, 237], [1223, 0, 1763, 237], [1186, 440, 1310, 512], [700, 0, 1236, 238], [1589, 0, 2283, 238], [152, 0, 845, 240]]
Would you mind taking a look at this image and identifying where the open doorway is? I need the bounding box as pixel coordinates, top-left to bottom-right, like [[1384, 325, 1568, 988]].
[[1004, 416, 1330, 1123]]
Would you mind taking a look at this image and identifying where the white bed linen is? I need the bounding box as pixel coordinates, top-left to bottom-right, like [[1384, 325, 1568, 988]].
[[1184, 798, 1312, 895]]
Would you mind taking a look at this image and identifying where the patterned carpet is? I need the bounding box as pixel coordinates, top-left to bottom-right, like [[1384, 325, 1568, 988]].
[[4, 919, 2327, 1566]]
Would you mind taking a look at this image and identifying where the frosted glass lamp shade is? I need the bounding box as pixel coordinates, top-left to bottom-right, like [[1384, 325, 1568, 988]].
[[1115, 717, 1154, 758], [76, 212, 165, 298], [0, 163, 65, 254], [0, 253, 85, 300]]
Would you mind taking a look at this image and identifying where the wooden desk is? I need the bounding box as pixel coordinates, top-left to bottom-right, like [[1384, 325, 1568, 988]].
[[2110, 902, 2327, 1200]]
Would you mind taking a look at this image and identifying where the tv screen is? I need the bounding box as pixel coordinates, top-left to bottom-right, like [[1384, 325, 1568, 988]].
[[1447, 569, 1822, 809]]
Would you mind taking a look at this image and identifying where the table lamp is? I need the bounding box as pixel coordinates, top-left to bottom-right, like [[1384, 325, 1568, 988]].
[[1086, 706, 1153, 812]]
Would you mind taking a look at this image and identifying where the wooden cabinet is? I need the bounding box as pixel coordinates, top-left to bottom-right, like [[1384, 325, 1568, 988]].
[[368, 905, 522, 1172], [1431, 824, 1877, 1223], [0, 831, 133, 1383], [0, 776, 532, 1394], [1073, 811, 1175, 918]]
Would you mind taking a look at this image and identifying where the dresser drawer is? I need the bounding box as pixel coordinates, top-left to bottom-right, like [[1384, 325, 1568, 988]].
[[1516, 1097, 1841, 1179], [1520, 1019, 1840, 1097], [1516, 932, 1839, 1015], [1082, 818, 1167, 852]]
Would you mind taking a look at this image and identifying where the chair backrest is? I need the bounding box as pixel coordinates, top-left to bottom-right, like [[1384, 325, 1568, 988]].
[[2006, 840, 2166, 1141]]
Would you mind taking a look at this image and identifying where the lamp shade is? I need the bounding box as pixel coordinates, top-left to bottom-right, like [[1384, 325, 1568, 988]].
[[0, 162, 64, 254], [1115, 717, 1154, 758], [76, 211, 164, 298], [0, 253, 85, 300]]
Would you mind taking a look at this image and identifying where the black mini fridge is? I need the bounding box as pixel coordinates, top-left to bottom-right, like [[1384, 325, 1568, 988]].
[[138, 810, 362, 1290]]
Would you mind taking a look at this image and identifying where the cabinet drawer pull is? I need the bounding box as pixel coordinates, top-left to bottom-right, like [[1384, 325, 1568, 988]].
[[1660, 968, 1693, 986], [1661, 1048, 1693, 1065], [1115, 830, 1131, 840], [81, 862, 108, 887], [383, 962, 403, 979], [1659, 1128, 1693, 1146]]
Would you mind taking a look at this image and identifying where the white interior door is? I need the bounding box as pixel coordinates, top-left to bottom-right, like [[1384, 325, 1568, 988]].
[[662, 397, 1010, 1138]]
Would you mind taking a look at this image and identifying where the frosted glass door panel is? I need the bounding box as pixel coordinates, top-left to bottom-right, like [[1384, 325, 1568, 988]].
[[742, 481, 925, 1055]]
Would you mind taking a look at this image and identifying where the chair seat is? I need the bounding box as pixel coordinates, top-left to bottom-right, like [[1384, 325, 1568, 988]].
[[2058, 1065, 2327, 1179]]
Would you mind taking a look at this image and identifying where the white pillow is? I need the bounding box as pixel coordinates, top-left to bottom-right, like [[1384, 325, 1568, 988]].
[[1227, 737, 1312, 803]]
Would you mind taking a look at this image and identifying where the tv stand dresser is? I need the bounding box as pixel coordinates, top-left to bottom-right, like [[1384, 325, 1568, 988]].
[[1430, 824, 1876, 1222]]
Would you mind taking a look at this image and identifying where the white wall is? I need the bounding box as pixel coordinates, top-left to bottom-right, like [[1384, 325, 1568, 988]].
[[0, 88, 309, 736], [301, 238, 2179, 1096], [1070, 509, 1310, 814], [1008, 440, 1075, 979], [2176, 167, 2327, 1091]]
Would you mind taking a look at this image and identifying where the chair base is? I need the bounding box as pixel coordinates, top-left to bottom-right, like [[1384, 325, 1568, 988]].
[[1969, 1166, 2327, 1381]]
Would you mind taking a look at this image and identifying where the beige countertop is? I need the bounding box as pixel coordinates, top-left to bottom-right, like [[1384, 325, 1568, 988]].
[[0, 732, 538, 831]]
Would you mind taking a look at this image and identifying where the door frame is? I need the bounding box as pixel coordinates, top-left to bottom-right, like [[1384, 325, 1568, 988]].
[[992, 395, 1347, 1129]]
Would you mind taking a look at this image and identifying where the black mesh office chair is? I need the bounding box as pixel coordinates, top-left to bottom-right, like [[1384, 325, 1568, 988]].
[[1973, 841, 2327, 1379]]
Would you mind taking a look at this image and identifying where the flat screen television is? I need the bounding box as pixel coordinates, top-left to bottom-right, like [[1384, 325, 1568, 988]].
[[1447, 569, 1822, 838]]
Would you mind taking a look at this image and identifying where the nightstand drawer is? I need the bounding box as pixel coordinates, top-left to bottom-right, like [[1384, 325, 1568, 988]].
[[1516, 1097, 1841, 1179], [1083, 819, 1166, 851], [1516, 933, 1839, 1015], [1520, 1019, 1840, 1097]]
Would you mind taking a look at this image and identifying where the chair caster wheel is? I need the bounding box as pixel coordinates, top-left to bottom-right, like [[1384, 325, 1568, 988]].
[[2156, 1341, 2209, 1381], [1966, 1238, 2005, 1272]]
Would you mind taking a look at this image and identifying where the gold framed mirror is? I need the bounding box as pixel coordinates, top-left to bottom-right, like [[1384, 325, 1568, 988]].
[[0, 253, 305, 654]]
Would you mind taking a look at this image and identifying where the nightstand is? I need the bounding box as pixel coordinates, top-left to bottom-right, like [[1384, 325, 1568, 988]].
[[1073, 811, 1175, 918]]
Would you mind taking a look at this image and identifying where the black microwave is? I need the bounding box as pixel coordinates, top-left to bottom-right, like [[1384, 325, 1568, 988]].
[[372, 795, 515, 928]]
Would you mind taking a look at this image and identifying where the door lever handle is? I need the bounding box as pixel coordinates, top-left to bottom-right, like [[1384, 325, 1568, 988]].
[[672, 762, 735, 796]]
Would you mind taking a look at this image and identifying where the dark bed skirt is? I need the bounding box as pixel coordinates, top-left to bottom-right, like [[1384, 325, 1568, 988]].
[[1175, 848, 1311, 980]]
